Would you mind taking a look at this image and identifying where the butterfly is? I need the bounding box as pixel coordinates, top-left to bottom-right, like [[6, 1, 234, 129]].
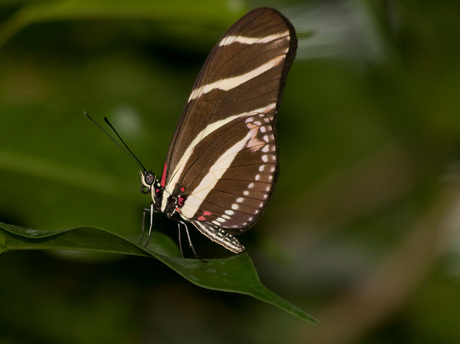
[[89, 7, 297, 256]]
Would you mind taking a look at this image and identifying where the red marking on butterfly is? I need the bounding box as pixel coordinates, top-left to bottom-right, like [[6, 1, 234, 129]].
[[180, 186, 185, 192], [160, 162, 167, 187], [197, 210, 212, 221], [178, 197, 185, 206]]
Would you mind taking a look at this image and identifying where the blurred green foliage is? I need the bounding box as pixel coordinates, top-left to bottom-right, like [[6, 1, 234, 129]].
[[1, 0, 460, 343]]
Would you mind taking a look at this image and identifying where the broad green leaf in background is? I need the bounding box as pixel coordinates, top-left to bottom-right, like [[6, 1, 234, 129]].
[[0, 221, 318, 324], [0, 0, 246, 48]]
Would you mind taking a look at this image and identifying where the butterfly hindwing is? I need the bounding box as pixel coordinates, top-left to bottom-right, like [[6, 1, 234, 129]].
[[179, 113, 278, 231]]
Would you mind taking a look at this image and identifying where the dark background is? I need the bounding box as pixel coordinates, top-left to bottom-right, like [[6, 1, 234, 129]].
[[1, 1, 460, 343]]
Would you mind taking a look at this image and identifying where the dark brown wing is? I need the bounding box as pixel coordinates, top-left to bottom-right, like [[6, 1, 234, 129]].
[[162, 8, 297, 187], [158, 8, 297, 253]]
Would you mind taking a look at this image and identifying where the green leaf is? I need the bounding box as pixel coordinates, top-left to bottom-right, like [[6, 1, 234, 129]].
[[0, 0, 244, 48], [0, 232, 6, 254], [0, 221, 317, 324]]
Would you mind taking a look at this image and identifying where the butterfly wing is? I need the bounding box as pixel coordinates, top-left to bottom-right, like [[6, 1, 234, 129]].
[[159, 8, 297, 252]]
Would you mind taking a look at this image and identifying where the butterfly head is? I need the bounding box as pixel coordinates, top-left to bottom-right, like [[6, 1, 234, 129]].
[[140, 170, 164, 208]]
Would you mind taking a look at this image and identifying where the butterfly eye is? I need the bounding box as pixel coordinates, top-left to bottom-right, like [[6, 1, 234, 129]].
[[144, 172, 155, 185]]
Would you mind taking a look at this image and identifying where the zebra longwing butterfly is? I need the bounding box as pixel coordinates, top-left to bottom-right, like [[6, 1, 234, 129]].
[[92, 8, 296, 255], [139, 8, 297, 254]]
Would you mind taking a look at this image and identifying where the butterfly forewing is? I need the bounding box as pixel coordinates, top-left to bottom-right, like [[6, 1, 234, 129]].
[[157, 8, 297, 253], [163, 8, 296, 184]]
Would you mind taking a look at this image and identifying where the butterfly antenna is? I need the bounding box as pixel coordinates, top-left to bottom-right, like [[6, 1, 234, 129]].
[[84, 112, 147, 172]]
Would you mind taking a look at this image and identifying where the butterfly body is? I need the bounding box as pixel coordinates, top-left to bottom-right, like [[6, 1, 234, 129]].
[[140, 8, 297, 254]]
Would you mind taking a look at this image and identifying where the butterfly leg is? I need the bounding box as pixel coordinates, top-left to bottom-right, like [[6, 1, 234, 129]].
[[176, 221, 184, 258], [140, 208, 147, 244], [140, 202, 154, 247], [174, 219, 204, 261], [182, 221, 198, 259]]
